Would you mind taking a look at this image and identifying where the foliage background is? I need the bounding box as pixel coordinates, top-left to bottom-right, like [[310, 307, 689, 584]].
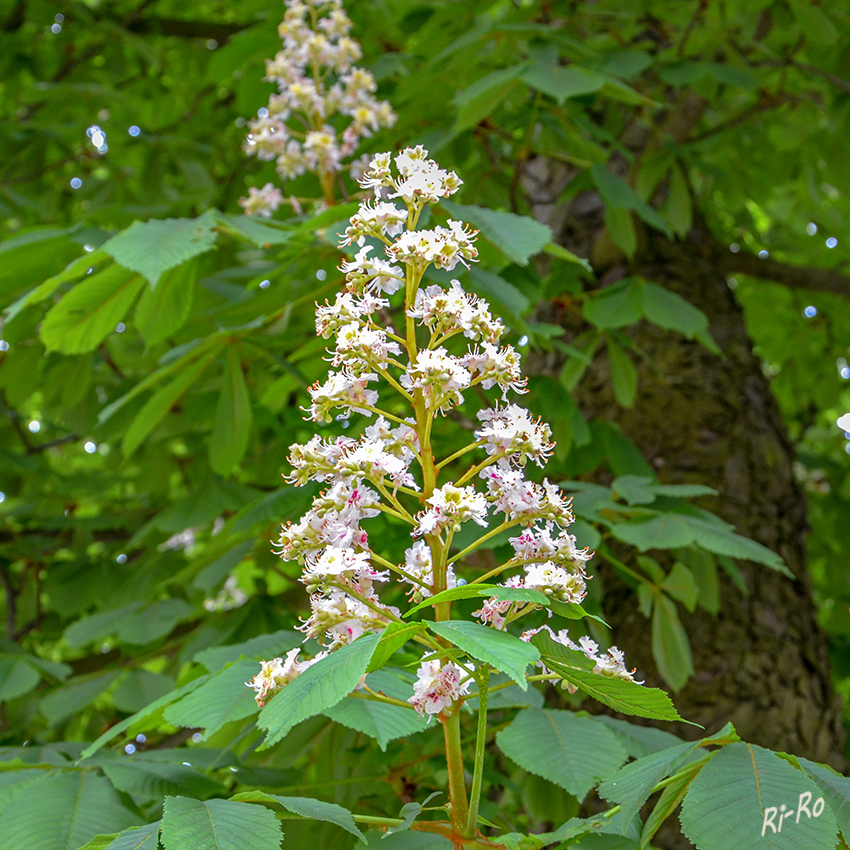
[[2, 0, 850, 848]]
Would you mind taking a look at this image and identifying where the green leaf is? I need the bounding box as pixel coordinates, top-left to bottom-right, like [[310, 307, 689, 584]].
[[521, 62, 605, 103], [548, 599, 610, 627], [214, 211, 294, 246], [679, 744, 838, 850], [0, 658, 40, 701], [797, 757, 850, 839], [3, 249, 110, 324], [651, 593, 693, 692], [193, 629, 302, 673], [0, 770, 139, 850], [556, 666, 684, 723], [559, 330, 601, 391], [40, 670, 121, 726], [405, 584, 549, 617], [112, 670, 177, 713], [40, 264, 146, 353], [541, 242, 593, 273], [367, 622, 425, 673], [610, 514, 696, 550], [102, 212, 218, 288], [441, 201, 552, 266], [102, 822, 161, 850], [583, 281, 643, 329], [427, 620, 539, 689], [209, 345, 253, 476], [788, 0, 838, 44], [192, 540, 254, 593], [591, 164, 673, 238], [134, 260, 196, 346], [608, 336, 638, 408], [323, 668, 429, 750], [530, 630, 684, 722], [103, 757, 223, 801], [592, 715, 686, 759], [121, 346, 219, 457], [665, 164, 692, 237], [231, 790, 365, 840], [679, 512, 792, 576], [639, 282, 710, 339], [453, 64, 527, 131], [598, 739, 699, 828], [258, 633, 379, 748], [117, 600, 194, 646], [164, 660, 259, 739], [496, 708, 627, 798], [660, 563, 698, 612], [79, 675, 211, 760], [64, 603, 143, 648], [160, 796, 282, 850], [605, 206, 637, 257]]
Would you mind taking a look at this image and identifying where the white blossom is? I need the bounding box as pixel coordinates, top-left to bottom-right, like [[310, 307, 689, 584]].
[[476, 404, 554, 467], [416, 483, 488, 536], [521, 625, 643, 690], [239, 183, 285, 217], [408, 659, 471, 716], [246, 648, 328, 707]]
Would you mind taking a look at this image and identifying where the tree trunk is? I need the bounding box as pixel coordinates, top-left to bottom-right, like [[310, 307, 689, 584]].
[[523, 158, 845, 842]]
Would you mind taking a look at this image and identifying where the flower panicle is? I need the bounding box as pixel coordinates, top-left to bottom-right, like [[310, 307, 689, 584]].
[[251, 144, 636, 709]]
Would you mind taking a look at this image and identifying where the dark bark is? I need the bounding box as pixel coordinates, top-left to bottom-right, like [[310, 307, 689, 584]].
[[523, 158, 846, 843]]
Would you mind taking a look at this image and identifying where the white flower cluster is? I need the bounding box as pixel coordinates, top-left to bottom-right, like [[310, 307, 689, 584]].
[[408, 659, 471, 717], [240, 0, 396, 213], [521, 625, 642, 691], [246, 647, 327, 707], [249, 146, 637, 716], [238, 183, 285, 218]]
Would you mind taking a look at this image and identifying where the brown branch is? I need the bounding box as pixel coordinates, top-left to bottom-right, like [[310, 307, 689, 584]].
[[754, 59, 850, 95], [720, 248, 850, 298], [688, 93, 797, 144]]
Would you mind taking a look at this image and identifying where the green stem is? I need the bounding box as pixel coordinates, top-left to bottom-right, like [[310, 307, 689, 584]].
[[464, 668, 490, 839], [350, 689, 418, 711], [436, 439, 485, 470], [442, 709, 469, 834], [351, 815, 407, 826], [448, 518, 524, 567]]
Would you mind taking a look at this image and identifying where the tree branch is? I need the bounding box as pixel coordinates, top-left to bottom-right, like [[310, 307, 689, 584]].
[[720, 248, 850, 298]]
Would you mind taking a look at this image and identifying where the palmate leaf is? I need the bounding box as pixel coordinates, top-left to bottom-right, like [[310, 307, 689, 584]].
[[0, 770, 140, 850], [134, 260, 196, 346], [679, 744, 838, 850], [232, 790, 365, 840], [530, 630, 684, 722], [598, 740, 701, 828], [103, 757, 224, 802], [160, 796, 281, 850], [257, 633, 379, 748], [496, 708, 628, 799], [79, 675, 211, 760], [164, 659, 260, 740], [323, 668, 430, 751], [795, 757, 850, 840], [441, 200, 552, 266], [77, 823, 162, 850], [102, 211, 218, 288], [209, 345, 253, 476], [40, 263, 146, 353], [121, 346, 221, 457], [427, 620, 539, 689]]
